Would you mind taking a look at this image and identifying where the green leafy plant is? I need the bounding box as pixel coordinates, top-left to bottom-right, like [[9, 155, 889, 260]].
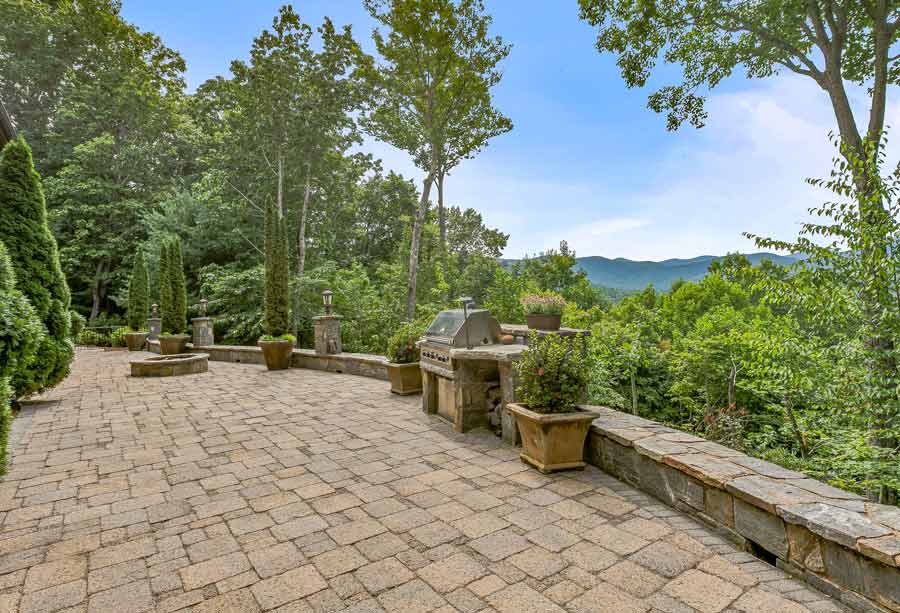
[[69, 311, 85, 339], [0, 138, 72, 396], [260, 333, 295, 343], [159, 237, 187, 335], [515, 332, 590, 414], [263, 201, 291, 338], [0, 240, 45, 397], [386, 320, 427, 364], [126, 250, 149, 331], [521, 292, 566, 316], [0, 376, 11, 475]]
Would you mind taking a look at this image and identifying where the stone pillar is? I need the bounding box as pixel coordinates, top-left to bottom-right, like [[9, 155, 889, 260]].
[[313, 315, 342, 355], [192, 317, 214, 347], [148, 318, 161, 341]]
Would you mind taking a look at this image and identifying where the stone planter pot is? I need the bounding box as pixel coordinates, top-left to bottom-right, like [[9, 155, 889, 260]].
[[258, 339, 294, 370], [387, 362, 422, 395], [525, 314, 562, 331], [159, 334, 190, 355], [123, 332, 148, 352], [506, 403, 598, 473]]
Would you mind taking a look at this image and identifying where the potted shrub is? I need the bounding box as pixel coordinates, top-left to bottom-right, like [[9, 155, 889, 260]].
[[522, 292, 566, 331], [158, 238, 190, 355], [124, 250, 150, 351], [258, 202, 294, 370], [507, 332, 596, 473], [386, 320, 425, 395]]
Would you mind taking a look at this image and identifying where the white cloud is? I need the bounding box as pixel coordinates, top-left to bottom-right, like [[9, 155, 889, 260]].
[[357, 74, 899, 261]]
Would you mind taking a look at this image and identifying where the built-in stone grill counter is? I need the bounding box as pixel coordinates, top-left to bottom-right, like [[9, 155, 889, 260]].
[[418, 308, 590, 438]]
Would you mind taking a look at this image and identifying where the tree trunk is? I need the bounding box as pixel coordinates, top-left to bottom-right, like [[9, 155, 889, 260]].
[[630, 371, 638, 415], [89, 260, 107, 321], [727, 362, 737, 409], [406, 173, 435, 320], [276, 154, 284, 219], [783, 395, 809, 459], [297, 165, 311, 277]]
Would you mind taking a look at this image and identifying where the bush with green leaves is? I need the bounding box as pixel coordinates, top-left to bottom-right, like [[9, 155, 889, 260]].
[[386, 319, 427, 364], [263, 202, 290, 339], [515, 332, 590, 413], [0, 241, 44, 395], [69, 311, 86, 339], [521, 292, 566, 316], [0, 376, 11, 475], [158, 241, 173, 332], [159, 238, 187, 335], [126, 250, 149, 331], [0, 137, 72, 395]]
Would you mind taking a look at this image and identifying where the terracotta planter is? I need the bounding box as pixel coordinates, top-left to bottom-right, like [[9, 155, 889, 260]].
[[506, 403, 598, 473], [258, 339, 294, 370], [387, 362, 422, 395], [124, 332, 148, 352], [159, 334, 189, 355], [525, 313, 562, 331]]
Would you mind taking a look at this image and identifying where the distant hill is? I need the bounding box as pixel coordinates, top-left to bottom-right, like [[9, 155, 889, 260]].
[[504, 253, 804, 291]]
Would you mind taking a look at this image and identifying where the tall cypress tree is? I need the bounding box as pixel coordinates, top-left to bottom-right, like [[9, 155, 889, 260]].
[[170, 237, 187, 335], [158, 241, 174, 334], [0, 137, 72, 394], [126, 250, 149, 331], [263, 202, 290, 337]]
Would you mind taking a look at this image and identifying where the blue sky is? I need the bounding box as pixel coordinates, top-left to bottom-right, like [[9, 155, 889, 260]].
[[120, 1, 885, 260]]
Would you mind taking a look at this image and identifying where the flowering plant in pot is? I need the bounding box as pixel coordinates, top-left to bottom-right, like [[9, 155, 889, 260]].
[[385, 320, 426, 395], [521, 292, 566, 331], [258, 202, 294, 370], [508, 331, 596, 473], [157, 238, 190, 355]]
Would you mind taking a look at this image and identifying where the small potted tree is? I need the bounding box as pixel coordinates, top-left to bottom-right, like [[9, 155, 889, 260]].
[[158, 238, 190, 355], [522, 292, 566, 331], [507, 332, 596, 473], [258, 202, 294, 370], [123, 251, 150, 351], [386, 320, 425, 395]]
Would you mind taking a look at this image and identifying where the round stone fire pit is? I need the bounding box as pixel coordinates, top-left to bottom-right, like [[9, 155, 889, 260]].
[[130, 353, 208, 377]]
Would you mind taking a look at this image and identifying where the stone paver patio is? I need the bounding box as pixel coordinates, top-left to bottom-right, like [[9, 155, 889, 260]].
[[0, 350, 850, 612]]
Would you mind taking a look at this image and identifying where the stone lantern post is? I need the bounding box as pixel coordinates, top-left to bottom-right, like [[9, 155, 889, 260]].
[[147, 304, 161, 341], [313, 289, 342, 355], [192, 298, 214, 347]]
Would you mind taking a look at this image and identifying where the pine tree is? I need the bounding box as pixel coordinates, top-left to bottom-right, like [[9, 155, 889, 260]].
[[0, 137, 72, 395], [158, 241, 174, 334], [0, 239, 44, 392], [170, 237, 187, 335], [263, 202, 290, 337], [126, 250, 149, 331]]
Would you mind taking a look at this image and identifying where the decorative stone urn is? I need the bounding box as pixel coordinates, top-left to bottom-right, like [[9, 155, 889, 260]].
[[525, 314, 562, 331], [258, 339, 294, 370], [506, 403, 598, 473], [124, 331, 148, 352], [386, 362, 422, 395], [159, 334, 190, 355]]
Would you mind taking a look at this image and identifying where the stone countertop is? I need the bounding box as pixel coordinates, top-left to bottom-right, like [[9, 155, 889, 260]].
[[588, 406, 900, 569], [450, 343, 525, 362], [500, 323, 591, 337]]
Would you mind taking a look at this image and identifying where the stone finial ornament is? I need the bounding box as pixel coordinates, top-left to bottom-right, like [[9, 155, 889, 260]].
[[151, 303, 159, 318], [199, 298, 208, 317]]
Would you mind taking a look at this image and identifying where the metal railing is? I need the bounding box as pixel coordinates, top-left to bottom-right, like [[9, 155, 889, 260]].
[[76, 326, 127, 348]]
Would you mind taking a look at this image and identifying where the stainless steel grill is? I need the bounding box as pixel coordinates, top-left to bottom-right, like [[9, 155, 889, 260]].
[[420, 309, 501, 375]]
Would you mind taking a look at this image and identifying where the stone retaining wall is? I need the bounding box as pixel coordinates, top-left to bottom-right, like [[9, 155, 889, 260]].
[[586, 406, 900, 612], [147, 341, 389, 381]]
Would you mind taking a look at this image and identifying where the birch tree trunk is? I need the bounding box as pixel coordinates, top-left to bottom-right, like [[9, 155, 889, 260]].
[[406, 173, 434, 320], [437, 170, 446, 252], [297, 163, 311, 277], [90, 260, 108, 321]]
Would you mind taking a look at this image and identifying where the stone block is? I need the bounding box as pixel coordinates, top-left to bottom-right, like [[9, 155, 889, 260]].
[[734, 498, 788, 559], [821, 540, 869, 598], [705, 486, 734, 528], [778, 502, 892, 550], [786, 523, 825, 573]]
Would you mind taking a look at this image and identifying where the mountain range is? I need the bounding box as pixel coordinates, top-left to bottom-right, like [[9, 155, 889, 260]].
[[574, 253, 803, 290]]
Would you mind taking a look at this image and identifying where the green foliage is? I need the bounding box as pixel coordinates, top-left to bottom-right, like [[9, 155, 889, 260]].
[[515, 332, 591, 414], [0, 376, 11, 475], [0, 240, 44, 397], [521, 292, 566, 316], [77, 327, 126, 348], [0, 138, 72, 395], [126, 251, 149, 330], [263, 202, 290, 338], [158, 241, 174, 333], [386, 319, 427, 364], [169, 237, 187, 335], [69, 311, 86, 339]]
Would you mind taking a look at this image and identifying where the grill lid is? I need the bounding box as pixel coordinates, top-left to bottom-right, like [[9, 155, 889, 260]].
[[424, 308, 501, 348]]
